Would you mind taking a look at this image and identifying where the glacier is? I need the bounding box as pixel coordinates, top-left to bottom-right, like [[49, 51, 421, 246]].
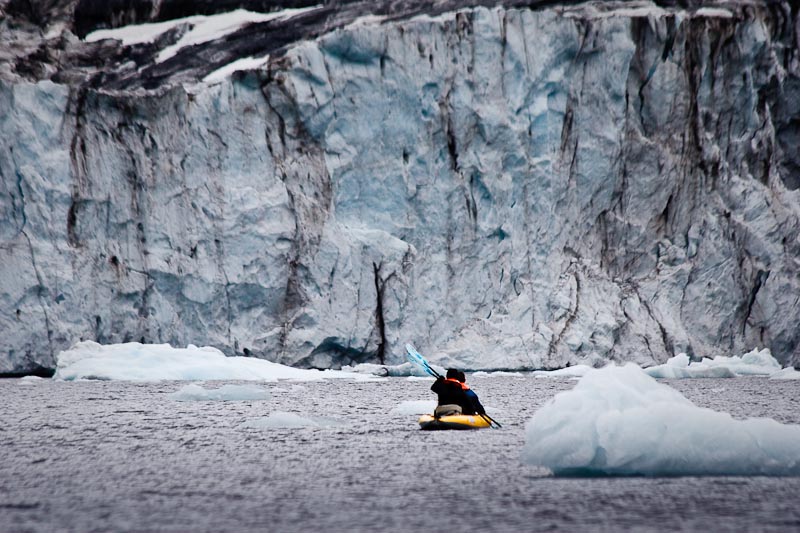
[[1, 1, 799, 375], [523, 364, 800, 476]]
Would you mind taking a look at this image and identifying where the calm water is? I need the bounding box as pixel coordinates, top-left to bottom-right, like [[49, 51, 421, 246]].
[[2, 376, 800, 532]]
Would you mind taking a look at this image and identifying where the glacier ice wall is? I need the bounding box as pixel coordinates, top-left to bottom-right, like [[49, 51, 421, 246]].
[[1, 2, 799, 373]]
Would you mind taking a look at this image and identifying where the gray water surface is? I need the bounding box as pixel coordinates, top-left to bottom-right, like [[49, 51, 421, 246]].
[[2, 376, 800, 532]]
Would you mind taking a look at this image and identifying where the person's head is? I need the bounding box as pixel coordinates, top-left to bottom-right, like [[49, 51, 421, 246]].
[[446, 368, 459, 380], [457, 371, 466, 383]]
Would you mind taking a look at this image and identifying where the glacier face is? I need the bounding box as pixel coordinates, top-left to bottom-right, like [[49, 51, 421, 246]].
[[1, 1, 799, 373]]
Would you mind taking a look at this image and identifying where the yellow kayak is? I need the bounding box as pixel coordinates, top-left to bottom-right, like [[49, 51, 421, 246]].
[[418, 414, 491, 430]]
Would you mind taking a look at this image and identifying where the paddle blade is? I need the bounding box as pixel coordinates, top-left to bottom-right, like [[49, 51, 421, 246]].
[[405, 343, 438, 378]]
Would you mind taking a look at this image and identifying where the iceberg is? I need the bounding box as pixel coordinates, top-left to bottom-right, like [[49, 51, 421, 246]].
[[17, 376, 46, 385], [645, 349, 782, 379], [533, 365, 597, 379], [770, 368, 800, 381], [53, 341, 373, 382], [341, 361, 442, 378], [523, 364, 800, 476], [168, 383, 270, 401]]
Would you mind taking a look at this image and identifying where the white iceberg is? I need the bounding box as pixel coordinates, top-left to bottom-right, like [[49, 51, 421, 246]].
[[471, 371, 524, 378], [53, 341, 373, 382], [770, 367, 800, 380], [523, 364, 800, 476], [17, 376, 46, 385], [168, 383, 270, 401], [342, 361, 441, 377], [533, 365, 596, 378], [241, 412, 342, 428], [645, 349, 782, 379]]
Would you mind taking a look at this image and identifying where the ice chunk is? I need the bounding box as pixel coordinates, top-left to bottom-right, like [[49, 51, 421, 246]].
[[645, 348, 782, 378], [341, 361, 432, 377], [472, 371, 524, 377], [54, 341, 372, 382], [533, 365, 596, 378], [241, 412, 341, 428], [390, 400, 436, 415], [17, 376, 46, 385], [770, 368, 800, 380], [168, 383, 270, 401], [523, 364, 800, 476], [644, 353, 737, 378]]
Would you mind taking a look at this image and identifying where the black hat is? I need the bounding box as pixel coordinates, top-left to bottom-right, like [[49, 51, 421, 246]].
[[446, 368, 459, 379]]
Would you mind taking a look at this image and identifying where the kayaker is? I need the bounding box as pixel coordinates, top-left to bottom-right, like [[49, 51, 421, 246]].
[[431, 368, 486, 417], [457, 371, 486, 416]]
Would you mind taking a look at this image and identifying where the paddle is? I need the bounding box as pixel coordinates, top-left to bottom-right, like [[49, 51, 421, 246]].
[[405, 343, 441, 379], [479, 413, 502, 428], [405, 343, 502, 429]]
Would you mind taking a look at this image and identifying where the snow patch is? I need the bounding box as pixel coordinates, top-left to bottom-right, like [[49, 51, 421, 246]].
[[241, 412, 342, 428], [523, 364, 800, 476], [85, 8, 319, 62], [53, 341, 371, 382], [168, 383, 270, 401], [203, 54, 270, 84], [694, 8, 733, 18]]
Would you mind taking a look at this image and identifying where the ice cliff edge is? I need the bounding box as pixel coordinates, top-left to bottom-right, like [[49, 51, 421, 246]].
[[1, 0, 799, 374]]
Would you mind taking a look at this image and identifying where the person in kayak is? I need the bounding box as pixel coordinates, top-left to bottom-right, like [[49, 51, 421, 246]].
[[431, 369, 486, 417]]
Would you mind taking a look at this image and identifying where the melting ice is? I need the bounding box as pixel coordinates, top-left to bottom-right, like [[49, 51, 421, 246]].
[[53, 341, 374, 382], [523, 364, 800, 476], [168, 383, 270, 401]]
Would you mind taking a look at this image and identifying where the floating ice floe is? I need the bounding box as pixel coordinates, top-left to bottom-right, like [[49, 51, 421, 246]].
[[523, 364, 800, 476], [390, 400, 437, 415], [168, 383, 270, 401], [241, 412, 342, 429], [17, 376, 45, 385], [645, 348, 782, 379], [53, 341, 375, 382], [472, 371, 524, 378], [532, 365, 596, 379], [770, 367, 800, 380], [342, 361, 440, 378]]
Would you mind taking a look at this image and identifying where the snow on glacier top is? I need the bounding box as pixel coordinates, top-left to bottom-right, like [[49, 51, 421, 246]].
[[84, 7, 321, 62], [202, 53, 271, 84]]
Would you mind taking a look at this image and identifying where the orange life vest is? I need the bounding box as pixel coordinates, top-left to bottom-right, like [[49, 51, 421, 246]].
[[444, 378, 469, 390]]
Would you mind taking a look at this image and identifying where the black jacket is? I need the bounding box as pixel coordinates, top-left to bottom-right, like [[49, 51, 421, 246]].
[[431, 377, 485, 415]]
